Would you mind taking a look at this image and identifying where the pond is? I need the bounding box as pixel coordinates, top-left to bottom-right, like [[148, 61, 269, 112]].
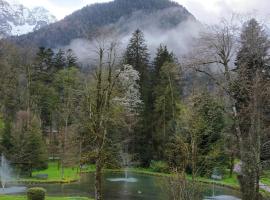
[[23, 172, 241, 200]]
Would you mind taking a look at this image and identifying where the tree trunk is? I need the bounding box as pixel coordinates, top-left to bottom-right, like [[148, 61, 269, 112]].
[[229, 152, 234, 178], [61, 117, 68, 179], [95, 156, 103, 200], [191, 135, 197, 181]]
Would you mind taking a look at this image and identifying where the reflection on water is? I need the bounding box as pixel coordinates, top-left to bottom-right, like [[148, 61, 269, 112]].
[[204, 195, 240, 200], [107, 177, 138, 183], [22, 172, 240, 200], [0, 186, 27, 194]]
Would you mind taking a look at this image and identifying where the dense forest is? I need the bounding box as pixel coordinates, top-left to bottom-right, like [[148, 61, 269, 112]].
[[0, 1, 270, 200]]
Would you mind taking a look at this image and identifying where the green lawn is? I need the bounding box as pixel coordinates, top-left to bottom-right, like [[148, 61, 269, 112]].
[[19, 162, 95, 183], [0, 196, 92, 200]]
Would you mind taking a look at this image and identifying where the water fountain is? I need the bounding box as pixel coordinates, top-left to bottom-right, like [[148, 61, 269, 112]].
[[0, 153, 10, 189], [204, 168, 240, 200], [0, 153, 26, 194], [107, 151, 137, 183]]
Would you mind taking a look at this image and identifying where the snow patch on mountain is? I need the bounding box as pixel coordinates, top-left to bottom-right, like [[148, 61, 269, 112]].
[[0, 0, 56, 38]]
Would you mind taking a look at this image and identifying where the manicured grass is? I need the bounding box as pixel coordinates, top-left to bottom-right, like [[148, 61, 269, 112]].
[[33, 162, 79, 180], [0, 196, 92, 200], [21, 162, 78, 183], [19, 162, 95, 183]]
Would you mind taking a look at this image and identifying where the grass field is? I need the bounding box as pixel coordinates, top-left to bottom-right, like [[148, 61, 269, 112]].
[[19, 162, 95, 183]]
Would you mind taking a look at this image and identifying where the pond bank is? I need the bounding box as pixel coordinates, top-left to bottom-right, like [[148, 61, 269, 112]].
[[17, 162, 270, 198], [102, 168, 270, 198]]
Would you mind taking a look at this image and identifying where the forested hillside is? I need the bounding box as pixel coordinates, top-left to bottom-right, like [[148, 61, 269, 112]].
[[11, 0, 195, 48]]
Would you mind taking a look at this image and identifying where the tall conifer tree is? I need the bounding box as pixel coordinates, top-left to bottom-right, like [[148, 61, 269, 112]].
[[124, 29, 152, 165]]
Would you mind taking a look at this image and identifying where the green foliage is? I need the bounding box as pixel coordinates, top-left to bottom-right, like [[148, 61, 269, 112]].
[[0, 42, 20, 120], [26, 117, 48, 170], [9, 112, 48, 174], [150, 160, 170, 173], [153, 45, 175, 82], [1, 120, 13, 156], [162, 173, 203, 200], [27, 187, 46, 200], [181, 92, 227, 176], [31, 48, 78, 130], [233, 19, 270, 200], [165, 135, 189, 170], [0, 116, 4, 131], [124, 29, 153, 165], [152, 50, 181, 161]]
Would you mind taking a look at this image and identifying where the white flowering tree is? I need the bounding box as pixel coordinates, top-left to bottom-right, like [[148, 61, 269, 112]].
[[114, 64, 142, 166], [115, 64, 142, 113]]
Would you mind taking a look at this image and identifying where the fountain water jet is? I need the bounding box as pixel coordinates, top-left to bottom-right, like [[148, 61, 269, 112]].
[[107, 151, 138, 183], [0, 154, 26, 194], [0, 153, 12, 189]]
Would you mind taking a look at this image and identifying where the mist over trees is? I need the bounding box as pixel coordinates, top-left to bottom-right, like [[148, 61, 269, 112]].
[[12, 0, 195, 48]]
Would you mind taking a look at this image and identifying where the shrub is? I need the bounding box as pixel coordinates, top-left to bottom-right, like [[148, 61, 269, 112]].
[[163, 172, 203, 200], [150, 160, 170, 173], [27, 187, 46, 200]]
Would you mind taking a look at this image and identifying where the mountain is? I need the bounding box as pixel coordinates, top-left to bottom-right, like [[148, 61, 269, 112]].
[[12, 0, 197, 48], [0, 0, 56, 38]]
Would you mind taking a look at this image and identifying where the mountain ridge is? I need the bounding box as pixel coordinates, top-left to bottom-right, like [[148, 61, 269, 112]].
[[11, 0, 197, 48]]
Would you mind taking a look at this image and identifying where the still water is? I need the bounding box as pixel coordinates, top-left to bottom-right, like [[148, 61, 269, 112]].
[[25, 172, 241, 200]]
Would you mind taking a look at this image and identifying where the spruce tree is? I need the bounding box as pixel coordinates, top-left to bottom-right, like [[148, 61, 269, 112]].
[[124, 29, 150, 93], [124, 29, 152, 165], [66, 49, 78, 68], [153, 45, 175, 83], [53, 49, 66, 71], [151, 45, 180, 160]]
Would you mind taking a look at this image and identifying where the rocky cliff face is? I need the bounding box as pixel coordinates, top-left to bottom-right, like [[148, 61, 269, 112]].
[[0, 0, 56, 38]]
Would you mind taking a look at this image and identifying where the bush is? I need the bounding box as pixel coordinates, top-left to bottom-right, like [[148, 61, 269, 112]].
[[150, 160, 170, 173], [27, 187, 46, 200]]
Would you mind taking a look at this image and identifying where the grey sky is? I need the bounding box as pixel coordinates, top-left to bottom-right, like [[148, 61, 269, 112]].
[[11, 0, 270, 23]]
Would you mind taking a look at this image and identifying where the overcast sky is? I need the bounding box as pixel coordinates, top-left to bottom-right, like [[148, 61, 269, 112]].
[[10, 0, 270, 23]]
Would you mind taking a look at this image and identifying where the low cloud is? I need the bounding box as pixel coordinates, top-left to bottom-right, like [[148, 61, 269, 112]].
[[61, 7, 202, 66]]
